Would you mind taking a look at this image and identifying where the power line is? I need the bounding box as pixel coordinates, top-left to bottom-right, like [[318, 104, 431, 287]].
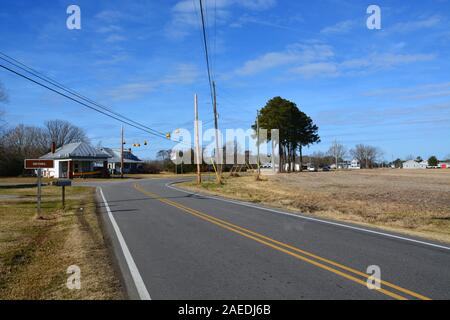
[[0, 60, 194, 149], [0, 52, 170, 140], [198, 0, 214, 106]]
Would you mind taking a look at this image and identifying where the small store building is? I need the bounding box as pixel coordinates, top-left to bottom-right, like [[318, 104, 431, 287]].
[[40, 142, 111, 178]]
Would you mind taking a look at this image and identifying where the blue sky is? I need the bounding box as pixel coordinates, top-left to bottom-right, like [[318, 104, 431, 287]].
[[1, 0, 449, 160]]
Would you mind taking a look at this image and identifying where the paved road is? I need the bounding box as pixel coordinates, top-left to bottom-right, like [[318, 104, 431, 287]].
[[92, 178, 450, 300]]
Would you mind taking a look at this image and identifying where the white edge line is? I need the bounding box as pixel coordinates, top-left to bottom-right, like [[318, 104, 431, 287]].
[[166, 182, 450, 252], [99, 187, 151, 300]]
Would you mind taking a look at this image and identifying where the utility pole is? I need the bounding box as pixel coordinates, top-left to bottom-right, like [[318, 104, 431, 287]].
[[194, 94, 202, 184], [256, 109, 261, 180], [212, 81, 221, 183], [121, 126, 124, 179]]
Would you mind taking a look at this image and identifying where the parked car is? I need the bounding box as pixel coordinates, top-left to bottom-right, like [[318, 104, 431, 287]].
[[307, 166, 318, 172], [322, 166, 331, 172]]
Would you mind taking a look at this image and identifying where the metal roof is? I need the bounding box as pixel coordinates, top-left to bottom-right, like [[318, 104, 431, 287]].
[[101, 147, 143, 163], [40, 142, 111, 160]]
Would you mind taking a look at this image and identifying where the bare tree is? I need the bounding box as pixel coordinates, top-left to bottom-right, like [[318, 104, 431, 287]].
[[0, 124, 48, 176], [327, 140, 347, 170], [350, 144, 382, 169], [44, 119, 89, 148]]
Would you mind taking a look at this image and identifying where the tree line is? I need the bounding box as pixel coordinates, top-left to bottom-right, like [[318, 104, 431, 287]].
[[0, 118, 88, 176]]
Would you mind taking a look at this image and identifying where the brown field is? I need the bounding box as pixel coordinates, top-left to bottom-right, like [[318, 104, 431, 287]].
[[0, 185, 124, 299], [182, 169, 450, 244]]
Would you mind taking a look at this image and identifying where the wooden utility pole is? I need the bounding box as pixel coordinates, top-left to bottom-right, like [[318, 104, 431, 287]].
[[256, 109, 261, 180], [121, 126, 124, 179], [212, 81, 221, 183], [194, 94, 202, 184]]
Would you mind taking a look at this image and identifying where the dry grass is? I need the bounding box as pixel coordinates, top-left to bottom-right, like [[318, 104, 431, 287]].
[[182, 169, 450, 244], [0, 185, 124, 299]]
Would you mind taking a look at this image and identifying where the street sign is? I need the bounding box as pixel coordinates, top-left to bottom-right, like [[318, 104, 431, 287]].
[[24, 159, 54, 169], [24, 159, 54, 218], [55, 179, 72, 187], [54, 179, 72, 209]]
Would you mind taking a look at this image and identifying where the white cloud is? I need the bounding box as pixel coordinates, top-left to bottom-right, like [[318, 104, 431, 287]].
[[362, 82, 450, 101], [95, 53, 129, 65], [230, 40, 436, 79], [105, 34, 127, 43], [291, 63, 339, 78], [233, 43, 334, 76], [96, 25, 123, 34], [166, 0, 276, 39], [391, 15, 441, 33], [321, 20, 355, 34], [95, 10, 129, 23], [107, 64, 199, 101], [108, 82, 156, 101], [340, 53, 435, 71], [239, 0, 276, 10]]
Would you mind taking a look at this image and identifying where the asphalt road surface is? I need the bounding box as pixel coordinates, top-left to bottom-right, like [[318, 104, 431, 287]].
[[90, 178, 450, 300]]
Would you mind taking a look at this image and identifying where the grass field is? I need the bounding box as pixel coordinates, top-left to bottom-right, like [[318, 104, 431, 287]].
[[0, 185, 124, 299], [182, 169, 450, 244]]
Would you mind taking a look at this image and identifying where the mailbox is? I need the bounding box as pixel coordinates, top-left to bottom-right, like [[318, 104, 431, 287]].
[[55, 179, 72, 187]]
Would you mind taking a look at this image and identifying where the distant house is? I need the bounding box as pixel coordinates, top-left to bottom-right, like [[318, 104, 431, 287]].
[[40, 142, 111, 178], [100, 148, 144, 174], [349, 159, 361, 170], [438, 162, 450, 169], [338, 159, 361, 170], [402, 160, 428, 169]]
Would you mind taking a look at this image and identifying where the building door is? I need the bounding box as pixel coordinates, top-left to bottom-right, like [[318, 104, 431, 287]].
[[60, 161, 68, 178]]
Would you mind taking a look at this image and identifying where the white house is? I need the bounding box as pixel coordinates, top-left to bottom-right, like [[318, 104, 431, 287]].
[[402, 160, 428, 169], [100, 147, 144, 174], [349, 159, 361, 170], [40, 142, 111, 178], [338, 159, 361, 169]]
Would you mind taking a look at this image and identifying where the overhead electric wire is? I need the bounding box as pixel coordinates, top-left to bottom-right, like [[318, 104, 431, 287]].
[[198, 0, 215, 106], [0, 52, 170, 140], [0, 60, 194, 148]]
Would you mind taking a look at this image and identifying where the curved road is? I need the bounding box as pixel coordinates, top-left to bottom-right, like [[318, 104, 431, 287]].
[[89, 178, 450, 300]]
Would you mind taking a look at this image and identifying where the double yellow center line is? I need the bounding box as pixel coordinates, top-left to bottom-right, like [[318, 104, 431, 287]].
[[134, 183, 430, 300]]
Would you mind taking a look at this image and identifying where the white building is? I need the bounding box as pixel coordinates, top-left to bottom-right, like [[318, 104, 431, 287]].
[[402, 160, 428, 169], [338, 159, 361, 170], [349, 159, 361, 170], [40, 142, 111, 178], [100, 147, 144, 174]]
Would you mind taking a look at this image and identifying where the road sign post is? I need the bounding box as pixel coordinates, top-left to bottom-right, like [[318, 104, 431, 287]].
[[55, 179, 72, 209], [37, 168, 42, 217], [24, 159, 54, 218]]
